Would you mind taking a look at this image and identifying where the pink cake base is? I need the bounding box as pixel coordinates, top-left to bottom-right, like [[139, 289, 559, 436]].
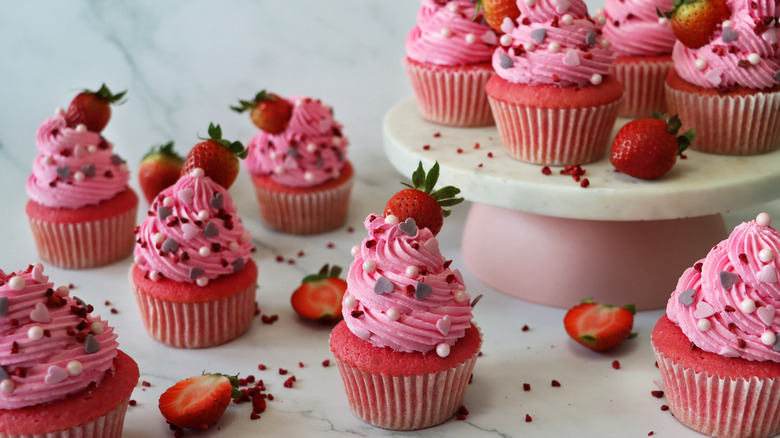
[[461, 203, 727, 310]]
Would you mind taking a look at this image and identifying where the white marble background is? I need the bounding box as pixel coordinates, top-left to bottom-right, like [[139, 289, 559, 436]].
[[0, 1, 776, 437]]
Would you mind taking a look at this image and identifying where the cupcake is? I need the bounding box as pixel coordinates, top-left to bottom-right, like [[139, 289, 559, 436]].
[[652, 212, 780, 438], [240, 92, 353, 235], [599, 0, 676, 117], [131, 166, 257, 348], [404, 0, 499, 127], [0, 263, 139, 437], [25, 85, 138, 269], [664, 0, 780, 155], [486, 0, 623, 166], [330, 213, 481, 430]]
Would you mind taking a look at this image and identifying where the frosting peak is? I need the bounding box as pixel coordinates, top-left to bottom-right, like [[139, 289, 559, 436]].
[[601, 0, 676, 57]]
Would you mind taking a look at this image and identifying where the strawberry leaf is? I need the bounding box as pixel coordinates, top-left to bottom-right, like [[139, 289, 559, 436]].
[[424, 162, 440, 194], [92, 83, 127, 105], [330, 265, 343, 278], [431, 185, 461, 201], [208, 123, 222, 140], [411, 162, 426, 190]]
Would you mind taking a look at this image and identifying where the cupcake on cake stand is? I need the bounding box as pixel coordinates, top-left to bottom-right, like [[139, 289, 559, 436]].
[[383, 97, 780, 310]]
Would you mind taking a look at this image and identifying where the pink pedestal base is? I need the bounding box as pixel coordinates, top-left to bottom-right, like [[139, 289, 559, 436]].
[[462, 204, 727, 310]]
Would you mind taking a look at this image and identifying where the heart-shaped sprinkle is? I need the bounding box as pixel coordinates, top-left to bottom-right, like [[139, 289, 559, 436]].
[[161, 238, 179, 253], [758, 305, 776, 326], [482, 29, 498, 45], [0, 366, 7, 381], [353, 326, 371, 341], [32, 265, 45, 283], [693, 301, 715, 319], [111, 154, 125, 165], [0, 297, 7, 317], [203, 221, 219, 238], [398, 218, 418, 236], [678, 289, 696, 307], [182, 223, 200, 240], [210, 192, 224, 210], [704, 68, 723, 86], [720, 271, 740, 290], [423, 238, 440, 254], [189, 267, 205, 280], [73, 145, 87, 158], [563, 50, 580, 66], [499, 53, 514, 69], [757, 265, 778, 283], [178, 188, 195, 205], [436, 315, 452, 336], [555, 0, 570, 12], [45, 366, 68, 385], [531, 28, 547, 44], [82, 164, 96, 178], [722, 27, 738, 42], [84, 334, 101, 354], [415, 282, 433, 300], [232, 258, 245, 272], [585, 29, 596, 47], [500, 20, 515, 34], [30, 302, 50, 323], [158, 206, 173, 221], [56, 166, 70, 179], [374, 276, 393, 295]]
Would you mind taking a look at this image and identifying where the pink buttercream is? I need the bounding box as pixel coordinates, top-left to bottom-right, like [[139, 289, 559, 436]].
[[26, 113, 131, 209], [342, 214, 475, 355], [406, 0, 498, 66], [133, 170, 254, 285], [492, 0, 615, 86], [244, 96, 348, 188], [601, 0, 676, 57], [0, 264, 119, 409], [667, 213, 780, 362], [671, 0, 780, 89]]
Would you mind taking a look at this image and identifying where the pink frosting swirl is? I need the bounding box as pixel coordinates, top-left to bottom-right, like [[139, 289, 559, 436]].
[[244, 96, 348, 188], [0, 264, 119, 409], [26, 113, 131, 209], [601, 0, 676, 56], [133, 170, 254, 285], [493, 0, 616, 86], [671, 0, 780, 89], [342, 214, 475, 356], [667, 213, 780, 362], [406, 0, 499, 66]]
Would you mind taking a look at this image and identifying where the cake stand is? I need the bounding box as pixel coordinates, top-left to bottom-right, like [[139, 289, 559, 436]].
[[383, 97, 780, 310]]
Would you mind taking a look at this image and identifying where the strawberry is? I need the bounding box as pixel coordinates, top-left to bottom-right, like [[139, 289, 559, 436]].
[[138, 141, 184, 204], [159, 372, 242, 430], [657, 0, 730, 49], [64, 83, 127, 132], [476, 0, 521, 32], [181, 123, 247, 189], [384, 161, 463, 236], [291, 264, 347, 323], [563, 299, 637, 352], [610, 112, 695, 180], [230, 90, 294, 134]]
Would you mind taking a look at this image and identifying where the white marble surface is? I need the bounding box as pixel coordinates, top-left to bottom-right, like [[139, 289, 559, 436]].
[[2, 2, 780, 437]]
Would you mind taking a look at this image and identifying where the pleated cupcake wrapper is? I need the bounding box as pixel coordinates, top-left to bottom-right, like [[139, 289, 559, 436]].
[[132, 282, 256, 349], [487, 96, 621, 166], [0, 396, 130, 438], [654, 347, 780, 438], [403, 59, 494, 127], [253, 174, 354, 235], [27, 206, 137, 269], [614, 58, 673, 118], [665, 85, 780, 155]]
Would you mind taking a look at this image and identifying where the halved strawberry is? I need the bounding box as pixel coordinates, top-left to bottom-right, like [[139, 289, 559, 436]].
[[563, 299, 636, 351], [291, 264, 347, 324], [64, 84, 127, 132], [231, 90, 294, 134], [159, 372, 242, 430], [384, 161, 464, 236], [181, 123, 247, 189], [138, 141, 184, 204]]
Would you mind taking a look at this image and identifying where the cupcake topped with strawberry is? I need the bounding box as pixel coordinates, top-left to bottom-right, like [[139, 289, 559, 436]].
[[600, 0, 676, 57]]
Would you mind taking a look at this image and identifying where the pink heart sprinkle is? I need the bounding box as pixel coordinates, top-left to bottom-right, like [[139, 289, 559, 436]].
[[693, 301, 715, 319], [32, 265, 45, 283], [704, 68, 723, 87], [45, 365, 68, 385], [757, 265, 778, 284], [757, 305, 776, 326], [423, 238, 440, 255], [30, 302, 50, 323], [563, 50, 580, 67], [437, 315, 452, 336], [181, 223, 200, 240], [73, 145, 87, 158], [177, 188, 194, 205], [482, 30, 498, 45], [555, 0, 571, 13]]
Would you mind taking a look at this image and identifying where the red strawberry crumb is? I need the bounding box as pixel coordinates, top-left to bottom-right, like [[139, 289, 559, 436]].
[[458, 406, 469, 416], [267, 394, 274, 401], [250, 413, 261, 420], [612, 360, 620, 369], [322, 359, 330, 367], [423, 145, 431, 150], [258, 364, 267, 371], [487, 152, 494, 158], [522, 324, 530, 331], [661, 405, 669, 411], [283, 376, 296, 388], [142, 381, 151, 387], [580, 178, 590, 188], [523, 383, 531, 391], [287, 259, 295, 264], [739, 253, 749, 264], [105, 300, 111, 306], [298, 362, 304, 368], [326, 242, 334, 249], [526, 414, 532, 422], [347, 226, 354, 233], [648, 432, 654, 436], [551, 379, 561, 387], [279, 368, 288, 375], [541, 166, 552, 175], [129, 399, 137, 406], [261, 314, 279, 324], [456, 414, 467, 421], [110, 308, 118, 314], [433, 132, 441, 137], [297, 250, 305, 257], [275, 255, 284, 262], [651, 390, 664, 398], [478, 163, 483, 168], [457, 148, 463, 154], [474, 143, 480, 149]]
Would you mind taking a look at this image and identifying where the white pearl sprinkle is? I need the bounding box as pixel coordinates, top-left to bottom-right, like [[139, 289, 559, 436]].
[[0, 379, 14, 395], [741, 298, 757, 313], [595, 15, 607, 25], [228, 241, 239, 252], [73, 171, 85, 182], [67, 360, 83, 376], [500, 34, 513, 46], [658, 17, 669, 25], [191, 168, 205, 178], [343, 295, 357, 309], [351, 245, 360, 257], [163, 197, 174, 207], [197, 210, 210, 221], [590, 74, 603, 85], [269, 151, 278, 160], [153, 232, 165, 244], [757, 212, 772, 227], [561, 14, 574, 25], [406, 266, 420, 278], [722, 19, 734, 29], [549, 41, 561, 53], [436, 343, 451, 358], [43, 155, 54, 165], [199, 246, 212, 257], [600, 38, 611, 48], [150, 271, 161, 282], [441, 28, 453, 38], [454, 290, 468, 303], [306, 143, 318, 153], [760, 249, 775, 263], [465, 33, 477, 44], [695, 58, 708, 70], [447, 2, 459, 12], [363, 260, 377, 273], [196, 276, 209, 287], [274, 166, 285, 175], [748, 53, 761, 65], [75, 124, 87, 132], [762, 331, 777, 346], [28, 326, 44, 340], [524, 41, 536, 51], [57, 285, 70, 296], [386, 307, 401, 321], [697, 319, 712, 331], [304, 171, 315, 182], [91, 321, 104, 334], [8, 276, 25, 291], [385, 215, 399, 225], [88, 145, 97, 153]]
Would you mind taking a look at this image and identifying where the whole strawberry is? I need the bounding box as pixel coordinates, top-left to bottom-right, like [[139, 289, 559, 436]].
[[477, 0, 521, 32], [384, 161, 463, 236], [64, 83, 127, 132], [159, 372, 242, 430], [230, 90, 294, 134], [181, 123, 247, 189], [564, 298, 636, 352], [610, 113, 695, 180], [291, 264, 347, 324], [138, 141, 184, 204], [658, 0, 730, 49]]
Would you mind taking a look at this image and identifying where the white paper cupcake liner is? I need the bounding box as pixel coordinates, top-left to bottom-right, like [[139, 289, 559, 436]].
[[0, 396, 130, 438], [614, 57, 673, 118]]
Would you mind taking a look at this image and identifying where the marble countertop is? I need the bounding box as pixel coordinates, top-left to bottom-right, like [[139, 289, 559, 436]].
[[3, 2, 780, 437]]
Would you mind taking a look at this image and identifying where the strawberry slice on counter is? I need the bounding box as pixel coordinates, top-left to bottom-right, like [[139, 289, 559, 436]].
[[64, 83, 127, 132], [291, 264, 347, 324], [138, 141, 183, 204], [564, 299, 636, 352], [180, 123, 247, 189], [230, 89, 294, 134], [159, 372, 242, 430]]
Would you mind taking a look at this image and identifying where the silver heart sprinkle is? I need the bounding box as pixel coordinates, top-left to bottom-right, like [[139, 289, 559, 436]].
[[189, 267, 205, 280], [531, 28, 547, 44], [722, 27, 738, 43], [158, 206, 173, 221], [232, 258, 245, 272], [111, 154, 126, 165], [203, 221, 219, 238], [210, 192, 224, 210], [720, 271, 740, 290], [585, 29, 596, 47], [56, 166, 70, 179], [499, 53, 514, 69], [161, 237, 179, 253], [398, 218, 418, 236], [0, 297, 7, 316], [415, 282, 433, 300], [0, 366, 7, 381], [84, 334, 101, 354], [678, 289, 696, 307], [374, 276, 393, 294], [82, 164, 96, 178]]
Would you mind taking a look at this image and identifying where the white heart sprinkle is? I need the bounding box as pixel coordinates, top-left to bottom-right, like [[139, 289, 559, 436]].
[[757, 305, 776, 326], [693, 301, 715, 319], [45, 366, 68, 385], [757, 265, 778, 283]]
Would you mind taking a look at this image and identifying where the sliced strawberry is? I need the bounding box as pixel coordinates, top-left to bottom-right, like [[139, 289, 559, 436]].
[[64, 84, 126, 132], [181, 123, 247, 189], [291, 264, 347, 323], [138, 141, 183, 204], [159, 372, 242, 430], [563, 299, 636, 351], [231, 90, 293, 134]]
